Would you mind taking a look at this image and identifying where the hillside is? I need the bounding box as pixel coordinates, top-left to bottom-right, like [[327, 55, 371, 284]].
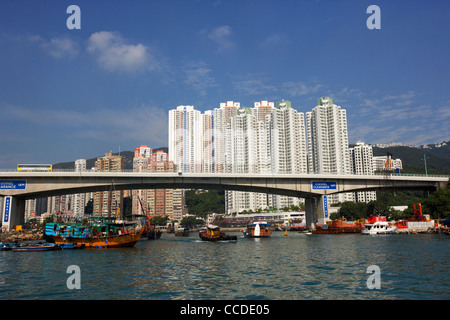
[[373, 141, 450, 175], [53, 147, 168, 170]]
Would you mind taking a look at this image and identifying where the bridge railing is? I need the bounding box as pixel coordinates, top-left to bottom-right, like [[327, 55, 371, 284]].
[[0, 168, 448, 178]]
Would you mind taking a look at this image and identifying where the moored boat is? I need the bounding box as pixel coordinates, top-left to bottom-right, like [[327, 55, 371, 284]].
[[126, 214, 162, 240], [243, 221, 271, 238], [312, 219, 364, 234], [46, 218, 144, 248], [199, 225, 237, 242], [0, 242, 14, 251], [175, 227, 190, 237], [12, 243, 61, 252], [362, 220, 397, 235]]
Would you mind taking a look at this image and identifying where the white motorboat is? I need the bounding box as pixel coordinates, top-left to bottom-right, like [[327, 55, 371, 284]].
[[362, 221, 397, 235]]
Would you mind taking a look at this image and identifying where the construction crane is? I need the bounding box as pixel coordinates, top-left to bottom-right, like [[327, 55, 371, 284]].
[[385, 152, 392, 169], [412, 203, 424, 221]]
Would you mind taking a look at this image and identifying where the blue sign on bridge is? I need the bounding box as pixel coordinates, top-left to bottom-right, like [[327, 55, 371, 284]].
[[3, 196, 11, 223], [312, 181, 337, 190], [0, 180, 26, 190]]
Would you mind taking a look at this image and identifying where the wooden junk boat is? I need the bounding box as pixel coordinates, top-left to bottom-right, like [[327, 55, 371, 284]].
[[127, 214, 162, 240], [312, 218, 364, 234], [243, 221, 272, 238], [45, 217, 144, 248], [199, 225, 237, 242]]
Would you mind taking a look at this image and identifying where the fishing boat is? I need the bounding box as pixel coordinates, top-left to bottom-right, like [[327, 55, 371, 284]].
[[199, 225, 237, 242], [0, 242, 14, 251], [175, 227, 190, 237], [312, 219, 364, 234], [242, 221, 271, 238], [46, 218, 144, 248], [362, 221, 397, 235], [12, 243, 61, 252], [144, 222, 162, 240], [128, 215, 162, 240], [134, 198, 163, 240], [59, 243, 85, 249]]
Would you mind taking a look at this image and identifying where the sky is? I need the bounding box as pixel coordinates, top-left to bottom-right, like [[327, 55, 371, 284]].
[[0, 0, 449, 168]]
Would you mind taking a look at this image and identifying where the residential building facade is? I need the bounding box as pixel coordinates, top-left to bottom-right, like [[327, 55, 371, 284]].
[[93, 152, 124, 217]]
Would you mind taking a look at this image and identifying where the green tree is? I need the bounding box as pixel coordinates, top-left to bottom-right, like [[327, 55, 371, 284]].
[[422, 186, 450, 219], [180, 216, 204, 228], [185, 189, 225, 219], [151, 216, 169, 226], [366, 200, 396, 219], [336, 201, 368, 220]]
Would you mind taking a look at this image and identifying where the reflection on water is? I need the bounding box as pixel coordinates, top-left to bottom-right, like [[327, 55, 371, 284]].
[[0, 232, 449, 299]]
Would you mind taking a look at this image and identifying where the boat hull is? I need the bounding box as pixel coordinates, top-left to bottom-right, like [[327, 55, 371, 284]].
[[243, 222, 272, 238], [12, 244, 61, 252], [199, 231, 237, 242], [312, 227, 363, 234], [243, 230, 271, 238], [53, 229, 143, 248]]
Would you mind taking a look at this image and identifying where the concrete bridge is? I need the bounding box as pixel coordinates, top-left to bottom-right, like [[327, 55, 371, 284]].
[[1, 171, 448, 231]]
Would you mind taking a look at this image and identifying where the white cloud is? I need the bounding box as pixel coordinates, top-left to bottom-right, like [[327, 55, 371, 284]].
[[1, 102, 168, 147], [182, 61, 217, 96], [206, 25, 235, 52], [232, 77, 277, 96], [87, 31, 152, 73], [282, 81, 323, 97], [260, 33, 289, 48], [28, 34, 79, 58]]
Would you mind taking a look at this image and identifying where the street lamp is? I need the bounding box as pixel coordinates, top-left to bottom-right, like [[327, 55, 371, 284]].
[[423, 154, 428, 176]]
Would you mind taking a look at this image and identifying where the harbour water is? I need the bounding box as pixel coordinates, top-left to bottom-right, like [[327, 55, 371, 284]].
[[0, 231, 449, 300]]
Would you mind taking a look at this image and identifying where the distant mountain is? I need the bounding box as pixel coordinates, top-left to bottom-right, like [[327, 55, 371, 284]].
[[53, 147, 168, 170], [373, 141, 450, 175]]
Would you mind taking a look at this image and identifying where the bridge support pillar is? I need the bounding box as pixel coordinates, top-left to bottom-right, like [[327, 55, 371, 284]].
[[305, 195, 329, 230], [1, 196, 25, 232]]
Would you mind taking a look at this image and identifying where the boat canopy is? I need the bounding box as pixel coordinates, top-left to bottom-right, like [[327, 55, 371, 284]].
[[247, 221, 270, 226]]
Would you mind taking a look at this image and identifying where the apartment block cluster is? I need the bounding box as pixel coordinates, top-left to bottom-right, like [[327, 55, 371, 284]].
[[23, 149, 185, 223], [19, 96, 403, 222], [169, 97, 377, 215]]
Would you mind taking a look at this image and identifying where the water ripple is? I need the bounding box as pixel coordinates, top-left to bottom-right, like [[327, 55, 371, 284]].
[[0, 233, 449, 299]]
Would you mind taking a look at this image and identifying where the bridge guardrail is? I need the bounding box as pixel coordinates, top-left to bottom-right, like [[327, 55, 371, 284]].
[[0, 169, 448, 178]]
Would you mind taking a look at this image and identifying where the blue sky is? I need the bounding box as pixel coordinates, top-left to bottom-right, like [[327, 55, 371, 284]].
[[1, 0, 449, 168]]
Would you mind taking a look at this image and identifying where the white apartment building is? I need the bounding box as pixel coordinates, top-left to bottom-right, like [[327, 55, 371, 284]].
[[202, 110, 214, 173], [306, 97, 352, 204], [349, 142, 377, 203], [268, 100, 307, 209], [373, 156, 403, 171], [169, 100, 308, 215], [168, 105, 202, 173], [73, 159, 87, 217]]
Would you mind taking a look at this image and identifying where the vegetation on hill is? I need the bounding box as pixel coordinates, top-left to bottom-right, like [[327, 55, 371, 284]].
[[184, 189, 225, 219], [373, 141, 450, 175], [334, 185, 450, 220]]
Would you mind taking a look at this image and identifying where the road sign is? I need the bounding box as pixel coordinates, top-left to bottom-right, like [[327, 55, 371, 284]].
[[3, 196, 11, 223], [0, 180, 26, 190], [312, 181, 336, 190]]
